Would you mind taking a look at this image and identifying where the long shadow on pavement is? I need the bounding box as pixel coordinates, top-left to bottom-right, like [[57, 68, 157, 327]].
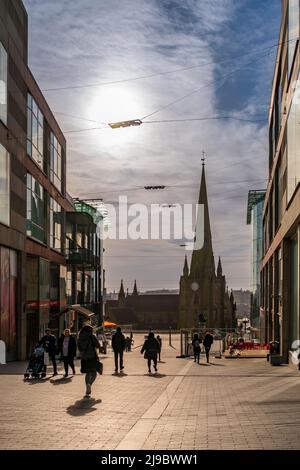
[[143, 373, 166, 378], [50, 377, 73, 385], [23, 377, 52, 385], [67, 398, 102, 416]]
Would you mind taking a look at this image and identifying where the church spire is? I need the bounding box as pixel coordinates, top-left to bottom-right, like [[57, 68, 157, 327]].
[[133, 280, 138, 296], [183, 255, 189, 278], [118, 279, 125, 299], [217, 256, 223, 277], [190, 156, 215, 279]]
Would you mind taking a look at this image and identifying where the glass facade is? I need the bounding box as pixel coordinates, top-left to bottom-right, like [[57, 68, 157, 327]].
[[0, 247, 17, 361], [251, 200, 264, 327], [27, 94, 44, 170], [50, 132, 62, 192], [0, 143, 10, 226], [287, 73, 300, 201], [288, 0, 300, 77], [50, 197, 62, 251], [0, 42, 8, 125], [26, 173, 45, 243]]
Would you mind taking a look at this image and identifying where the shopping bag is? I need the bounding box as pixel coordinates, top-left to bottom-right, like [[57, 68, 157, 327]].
[[96, 359, 103, 375], [43, 352, 49, 365]]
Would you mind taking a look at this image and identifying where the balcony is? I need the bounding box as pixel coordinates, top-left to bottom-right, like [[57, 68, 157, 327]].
[[66, 247, 99, 268]]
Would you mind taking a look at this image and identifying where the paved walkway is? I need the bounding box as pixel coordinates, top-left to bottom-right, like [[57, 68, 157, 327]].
[[0, 334, 299, 450]]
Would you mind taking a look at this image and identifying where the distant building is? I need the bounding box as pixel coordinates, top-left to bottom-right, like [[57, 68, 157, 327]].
[[105, 280, 179, 329], [178, 162, 236, 330], [232, 289, 251, 319], [247, 190, 266, 330]]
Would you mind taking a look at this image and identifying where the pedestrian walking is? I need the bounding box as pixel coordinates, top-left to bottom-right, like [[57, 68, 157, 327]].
[[192, 333, 202, 363], [156, 335, 162, 361], [58, 329, 77, 377], [39, 328, 58, 376], [112, 327, 126, 373], [141, 332, 160, 374], [77, 323, 100, 397], [203, 331, 214, 363], [125, 336, 131, 352]]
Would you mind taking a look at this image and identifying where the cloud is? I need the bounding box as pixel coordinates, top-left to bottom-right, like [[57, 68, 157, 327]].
[[23, 0, 281, 290]]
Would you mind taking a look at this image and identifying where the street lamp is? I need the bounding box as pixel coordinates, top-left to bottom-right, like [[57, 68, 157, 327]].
[[108, 119, 142, 129]]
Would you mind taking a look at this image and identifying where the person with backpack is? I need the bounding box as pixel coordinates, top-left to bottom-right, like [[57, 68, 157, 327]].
[[192, 333, 201, 363], [203, 331, 214, 363]]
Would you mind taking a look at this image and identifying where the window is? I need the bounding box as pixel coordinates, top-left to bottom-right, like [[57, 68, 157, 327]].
[[288, 0, 300, 78], [0, 143, 10, 226], [27, 94, 44, 170], [50, 132, 62, 192], [287, 73, 300, 201], [50, 197, 62, 251], [0, 42, 8, 125], [26, 173, 45, 243]]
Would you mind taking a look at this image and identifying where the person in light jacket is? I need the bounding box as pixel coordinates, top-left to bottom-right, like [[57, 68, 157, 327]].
[[58, 329, 77, 377], [78, 323, 100, 397]]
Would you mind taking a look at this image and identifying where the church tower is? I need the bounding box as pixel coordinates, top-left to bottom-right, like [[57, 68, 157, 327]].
[[118, 279, 126, 307], [178, 157, 235, 330]]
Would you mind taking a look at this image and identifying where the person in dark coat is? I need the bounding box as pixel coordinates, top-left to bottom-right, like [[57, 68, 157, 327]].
[[78, 323, 100, 397], [39, 328, 58, 376], [192, 333, 202, 363], [112, 327, 126, 372], [58, 329, 77, 377], [156, 335, 162, 361], [141, 332, 160, 373], [203, 332, 214, 363]]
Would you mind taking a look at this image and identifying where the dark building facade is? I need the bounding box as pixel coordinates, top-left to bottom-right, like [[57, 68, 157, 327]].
[[261, 0, 300, 363], [0, 0, 74, 360], [0, 1, 104, 360], [178, 163, 236, 330]]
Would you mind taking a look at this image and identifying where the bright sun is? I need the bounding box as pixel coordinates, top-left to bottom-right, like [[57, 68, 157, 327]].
[[83, 86, 146, 147]]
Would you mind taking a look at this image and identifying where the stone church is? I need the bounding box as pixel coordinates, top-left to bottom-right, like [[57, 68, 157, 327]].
[[178, 163, 236, 329], [106, 162, 236, 330]]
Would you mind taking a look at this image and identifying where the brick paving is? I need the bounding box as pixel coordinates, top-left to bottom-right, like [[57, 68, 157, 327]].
[[0, 333, 299, 450]]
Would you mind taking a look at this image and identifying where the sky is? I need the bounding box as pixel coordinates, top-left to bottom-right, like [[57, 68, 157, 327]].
[[23, 0, 281, 293]]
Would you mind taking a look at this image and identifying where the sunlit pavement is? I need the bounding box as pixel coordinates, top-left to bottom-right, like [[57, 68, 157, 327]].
[[0, 333, 300, 450]]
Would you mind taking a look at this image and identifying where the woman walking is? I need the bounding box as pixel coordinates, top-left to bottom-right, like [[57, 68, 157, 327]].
[[78, 323, 100, 397], [192, 333, 201, 364], [58, 329, 77, 377], [141, 332, 160, 374]]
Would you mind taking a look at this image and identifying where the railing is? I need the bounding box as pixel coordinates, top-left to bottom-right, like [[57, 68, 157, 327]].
[[65, 248, 98, 267], [231, 342, 269, 350]]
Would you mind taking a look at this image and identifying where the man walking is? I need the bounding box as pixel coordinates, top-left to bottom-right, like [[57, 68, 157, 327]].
[[203, 331, 214, 363], [112, 327, 126, 373]]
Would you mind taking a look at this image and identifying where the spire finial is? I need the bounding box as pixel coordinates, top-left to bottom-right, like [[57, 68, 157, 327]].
[[201, 151, 206, 167]]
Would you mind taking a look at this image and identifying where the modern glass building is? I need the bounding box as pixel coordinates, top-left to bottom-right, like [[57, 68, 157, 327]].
[[247, 190, 266, 332]]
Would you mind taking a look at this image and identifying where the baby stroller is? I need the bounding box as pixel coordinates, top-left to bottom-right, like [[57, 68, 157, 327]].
[[24, 345, 46, 379]]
